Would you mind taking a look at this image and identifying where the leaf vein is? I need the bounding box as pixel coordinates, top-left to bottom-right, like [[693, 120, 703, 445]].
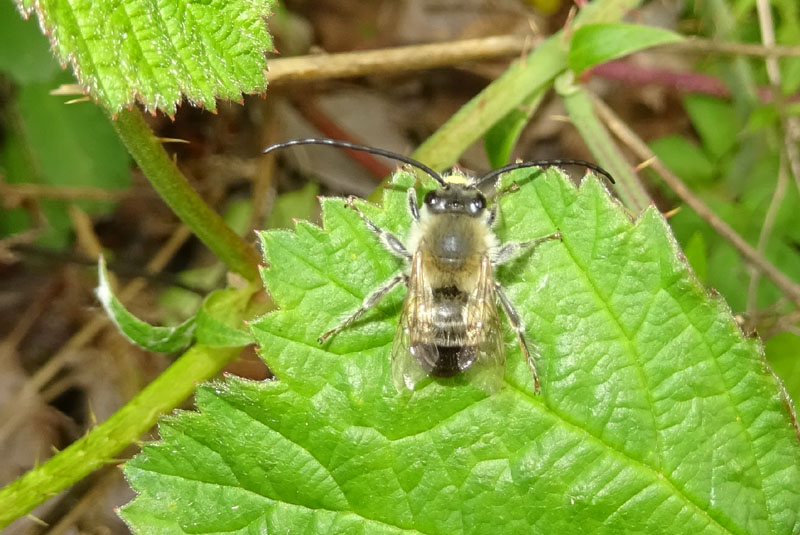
[[212, 395, 433, 535], [506, 381, 737, 535], [132, 465, 428, 535]]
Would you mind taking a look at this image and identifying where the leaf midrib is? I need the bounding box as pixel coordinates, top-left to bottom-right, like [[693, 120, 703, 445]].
[[251, 310, 741, 535], [173, 369, 740, 535]]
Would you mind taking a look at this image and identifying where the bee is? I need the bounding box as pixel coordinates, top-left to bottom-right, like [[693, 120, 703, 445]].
[[263, 138, 613, 394]]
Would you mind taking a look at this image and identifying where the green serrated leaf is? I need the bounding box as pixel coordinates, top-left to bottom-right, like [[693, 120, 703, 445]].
[[14, 0, 274, 114], [195, 286, 266, 348], [121, 169, 800, 534], [97, 257, 195, 353], [568, 23, 683, 75]]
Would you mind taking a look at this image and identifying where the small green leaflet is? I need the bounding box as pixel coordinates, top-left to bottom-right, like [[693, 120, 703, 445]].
[[121, 170, 800, 535], [97, 257, 195, 353], [14, 0, 274, 114], [649, 135, 716, 185], [97, 259, 258, 351], [682, 95, 741, 160], [195, 287, 260, 348], [569, 23, 683, 75], [484, 87, 546, 168]]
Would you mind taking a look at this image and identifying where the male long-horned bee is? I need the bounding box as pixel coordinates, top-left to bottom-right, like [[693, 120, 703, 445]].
[[263, 138, 614, 394]]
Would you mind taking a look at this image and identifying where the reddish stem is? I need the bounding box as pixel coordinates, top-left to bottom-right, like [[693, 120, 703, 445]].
[[292, 99, 393, 179], [588, 60, 799, 103]]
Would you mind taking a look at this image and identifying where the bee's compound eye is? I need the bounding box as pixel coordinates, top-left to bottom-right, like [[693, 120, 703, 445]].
[[424, 190, 438, 206], [469, 194, 487, 214]]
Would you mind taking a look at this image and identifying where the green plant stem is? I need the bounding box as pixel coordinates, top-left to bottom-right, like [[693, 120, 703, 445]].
[[409, 36, 565, 174], [556, 72, 652, 212], [407, 0, 643, 174], [0, 345, 240, 528], [111, 108, 260, 281]]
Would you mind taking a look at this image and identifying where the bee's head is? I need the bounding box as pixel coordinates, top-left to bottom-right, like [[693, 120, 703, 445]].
[[261, 140, 614, 221], [423, 185, 487, 217]]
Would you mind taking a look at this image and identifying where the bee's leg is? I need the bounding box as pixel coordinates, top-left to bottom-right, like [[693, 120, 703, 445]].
[[407, 187, 420, 221], [346, 196, 410, 260], [492, 232, 561, 266], [318, 273, 407, 343], [495, 283, 541, 394], [487, 205, 498, 228], [487, 183, 520, 228]]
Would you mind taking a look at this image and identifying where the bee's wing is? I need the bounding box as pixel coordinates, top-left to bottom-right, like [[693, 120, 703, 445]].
[[462, 255, 505, 394], [391, 251, 433, 392]]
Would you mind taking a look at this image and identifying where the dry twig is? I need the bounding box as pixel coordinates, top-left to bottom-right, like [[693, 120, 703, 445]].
[[755, 0, 800, 195], [266, 35, 537, 84], [665, 38, 800, 58]]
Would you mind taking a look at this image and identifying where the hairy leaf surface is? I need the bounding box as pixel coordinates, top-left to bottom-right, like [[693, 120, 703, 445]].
[[122, 169, 800, 535], [14, 0, 273, 114]]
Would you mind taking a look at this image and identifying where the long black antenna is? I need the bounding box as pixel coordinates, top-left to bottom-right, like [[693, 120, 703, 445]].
[[476, 159, 615, 189], [263, 138, 446, 186]]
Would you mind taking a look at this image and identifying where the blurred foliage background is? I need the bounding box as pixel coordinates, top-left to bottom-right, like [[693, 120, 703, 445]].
[[1, 0, 799, 532]]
